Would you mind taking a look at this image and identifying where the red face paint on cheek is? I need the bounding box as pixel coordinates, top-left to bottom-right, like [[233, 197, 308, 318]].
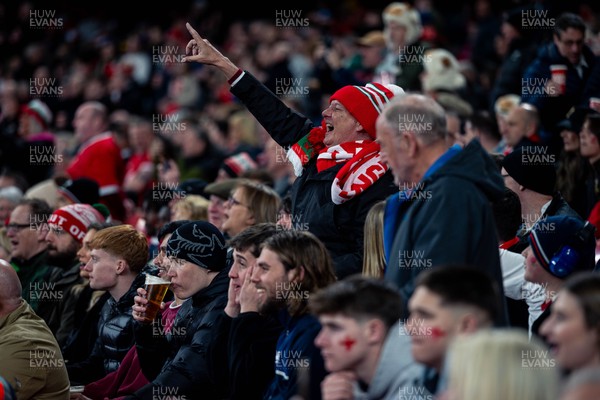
[[430, 327, 446, 339], [340, 336, 356, 351]]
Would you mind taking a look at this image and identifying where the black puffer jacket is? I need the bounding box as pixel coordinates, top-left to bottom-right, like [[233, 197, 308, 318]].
[[129, 267, 229, 399], [67, 272, 146, 385], [230, 72, 398, 278]]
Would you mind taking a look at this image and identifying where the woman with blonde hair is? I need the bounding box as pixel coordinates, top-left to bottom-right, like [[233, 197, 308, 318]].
[[170, 194, 210, 222], [443, 328, 559, 400], [362, 200, 386, 278]]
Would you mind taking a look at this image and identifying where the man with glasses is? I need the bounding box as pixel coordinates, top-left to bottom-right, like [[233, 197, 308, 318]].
[[522, 12, 596, 155], [6, 198, 59, 313]]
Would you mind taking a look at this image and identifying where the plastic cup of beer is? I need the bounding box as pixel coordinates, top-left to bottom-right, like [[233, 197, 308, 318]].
[[142, 274, 171, 323], [590, 97, 600, 111], [550, 64, 567, 94]]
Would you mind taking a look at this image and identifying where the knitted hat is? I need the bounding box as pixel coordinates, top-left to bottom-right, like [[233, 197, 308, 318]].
[[501, 146, 557, 195], [221, 152, 258, 178], [382, 2, 423, 46], [421, 48, 466, 92], [166, 221, 228, 271], [58, 178, 100, 205], [47, 203, 106, 243], [21, 99, 52, 129], [329, 83, 405, 139], [528, 215, 596, 278]]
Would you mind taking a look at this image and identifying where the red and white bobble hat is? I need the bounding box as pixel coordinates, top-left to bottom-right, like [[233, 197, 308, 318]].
[[47, 203, 106, 243], [329, 83, 405, 139]]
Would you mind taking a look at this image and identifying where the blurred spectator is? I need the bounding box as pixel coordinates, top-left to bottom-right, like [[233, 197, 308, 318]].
[[522, 13, 597, 154], [256, 136, 294, 198], [502, 103, 542, 153], [362, 200, 386, 279], [376, 2, 427, 91], [221, 179, 281, 239], [16, 99, 56, 187], [580, 113, 600, 217], [0, 186, 23, 226], [443, 329, 558, 400], [123, 116, 156, 207], [215, 151, 259, 182], [170, 194, 209, 222], [421, 48, 473, 119], [560, 366, 600, 400], [0, 227, 10, 262], [458, 110, 501, 153], [556, 117, 590, 218], [55, 177, 100, 209], [540, 272, 600, 376], [406, 265, 500, 396], [489, 7, 538, 104], [493, 93, 521, 153], [65, 101, 127, 222], [0, 259, 70, 399]]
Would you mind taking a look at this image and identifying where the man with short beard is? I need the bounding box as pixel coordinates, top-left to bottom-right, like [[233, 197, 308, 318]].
[[38, 203, 106, 347]]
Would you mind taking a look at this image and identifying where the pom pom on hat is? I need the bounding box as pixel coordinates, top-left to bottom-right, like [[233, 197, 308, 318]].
[[329, 83, 405, 139]]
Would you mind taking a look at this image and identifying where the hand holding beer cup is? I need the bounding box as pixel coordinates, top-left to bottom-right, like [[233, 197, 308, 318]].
[[550, 64, 567, 95], [133, 275, 171, 323]]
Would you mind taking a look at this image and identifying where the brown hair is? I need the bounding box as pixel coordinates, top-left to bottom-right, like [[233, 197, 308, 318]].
[[89, 224, 148, 272], [237, 179, 281, 224], [262, 230, 337, 317]]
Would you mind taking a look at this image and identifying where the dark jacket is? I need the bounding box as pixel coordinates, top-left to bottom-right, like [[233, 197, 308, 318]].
[[262, 311, 327, 400], [208, 311, 284, 400], [61, 288, 110, 364], [11, 250, 59, 313], [522, 42, 596, 150], [230, 72, 398, 278], [509, 192, 582, 254], [384, 140, 509, 326], [67, 272, 146, 385], [490, 37, 537, 105], [36, 260, 83, 347], [130, 268, 229, 399]]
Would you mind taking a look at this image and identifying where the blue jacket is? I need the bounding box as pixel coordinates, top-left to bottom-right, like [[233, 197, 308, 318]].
[[263, 311, 327, 400]]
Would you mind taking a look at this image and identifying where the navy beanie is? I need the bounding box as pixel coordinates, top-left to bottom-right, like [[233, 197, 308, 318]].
[[166, 221, 227, 271], [528, 215, 596, 278]]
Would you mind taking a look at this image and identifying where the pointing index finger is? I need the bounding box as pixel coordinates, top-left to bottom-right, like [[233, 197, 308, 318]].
[[186, 22, 202, 41]]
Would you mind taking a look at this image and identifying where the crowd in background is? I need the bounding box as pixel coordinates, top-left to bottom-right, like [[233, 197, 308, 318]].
[[2, 0, 600, 399]]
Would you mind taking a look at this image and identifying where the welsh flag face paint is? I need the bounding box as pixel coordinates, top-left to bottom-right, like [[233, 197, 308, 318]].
[[340, 336, 357, 351]]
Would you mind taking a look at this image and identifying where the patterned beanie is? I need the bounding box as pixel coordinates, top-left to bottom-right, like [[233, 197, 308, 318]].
[[166, 221, 228, 271]]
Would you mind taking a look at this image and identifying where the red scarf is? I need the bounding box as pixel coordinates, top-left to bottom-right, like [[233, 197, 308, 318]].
[[287, 123, 388, 204]]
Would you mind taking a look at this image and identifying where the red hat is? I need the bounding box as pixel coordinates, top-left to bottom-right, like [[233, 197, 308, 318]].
[[48, 203, 106, 243], [329, 83, 404, 139], [21, 99, 52, 130], [222, 152, 258, 178]]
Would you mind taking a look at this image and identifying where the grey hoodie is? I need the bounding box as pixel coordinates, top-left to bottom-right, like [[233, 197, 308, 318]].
[[354, 321, 432, 400]]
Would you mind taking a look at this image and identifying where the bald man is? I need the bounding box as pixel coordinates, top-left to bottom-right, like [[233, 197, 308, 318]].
[[0, 259, 70, 399]]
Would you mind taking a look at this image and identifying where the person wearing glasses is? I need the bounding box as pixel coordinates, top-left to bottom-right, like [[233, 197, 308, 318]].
[[6, 198, 60, 313], [522, 12, 597, 155], [221, 179, 281, 239]]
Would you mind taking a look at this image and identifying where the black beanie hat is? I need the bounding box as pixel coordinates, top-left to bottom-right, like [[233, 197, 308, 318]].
[[166, 221, 227, 271], [501, 146, 556, 195], [58, 178, 100, 205]]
